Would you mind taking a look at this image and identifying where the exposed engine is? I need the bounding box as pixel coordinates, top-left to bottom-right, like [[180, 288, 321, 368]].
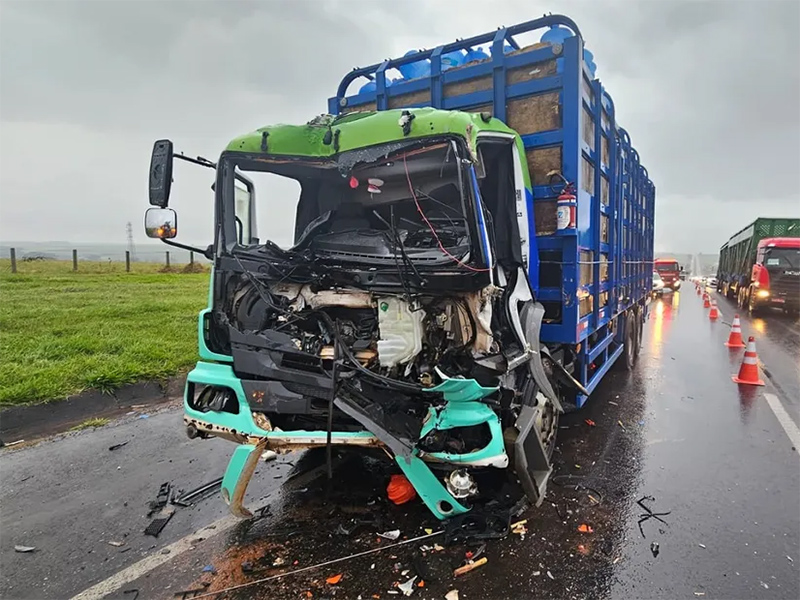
[[228, 278, 498, 387]]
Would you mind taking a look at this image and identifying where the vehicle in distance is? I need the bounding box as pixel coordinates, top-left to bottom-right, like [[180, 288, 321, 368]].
[[654, 258, 682, 291], [652, 271, 665, 296], [716, 218, 800, 315]]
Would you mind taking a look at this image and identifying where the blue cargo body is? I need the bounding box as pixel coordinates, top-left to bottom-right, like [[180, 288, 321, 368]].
[[329, 14, 655, 406]]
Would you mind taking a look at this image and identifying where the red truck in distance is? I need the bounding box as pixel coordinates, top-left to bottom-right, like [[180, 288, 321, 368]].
[[654, 258, 683, 291]]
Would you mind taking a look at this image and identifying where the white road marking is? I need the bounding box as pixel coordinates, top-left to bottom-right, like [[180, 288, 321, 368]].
[[71, 513, 242, 600], [763, 393, 800, 451]]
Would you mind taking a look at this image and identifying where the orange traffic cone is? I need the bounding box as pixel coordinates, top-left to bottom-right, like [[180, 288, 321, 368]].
[[732, 336, 764, 386], [703, 293, 710, 308], [724, 314, 746, 348], [708, 301, 720, 320]]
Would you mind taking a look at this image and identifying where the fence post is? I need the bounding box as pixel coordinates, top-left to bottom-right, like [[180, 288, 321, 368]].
[[189, 251, 194, 265], [72, 249, 78, 271], [10, 248, 17, 274], [125, 251, 131, 272], [165, 251, 170, 269]]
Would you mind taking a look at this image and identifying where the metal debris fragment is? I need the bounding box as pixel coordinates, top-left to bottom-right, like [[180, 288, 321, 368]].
[[109, 441, 130, 451], [650, 542, 660, 557], [14, 545, 35, 553], [698, 543, 706, 549], [107, 541, 124, 547], [547, 570, 555, 580]]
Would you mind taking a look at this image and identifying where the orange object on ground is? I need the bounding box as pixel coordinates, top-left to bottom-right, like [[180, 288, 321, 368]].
[[724, 314, 746, 348], [708, 301, 720, 320], [387, 474, 417, 505], [326, 574, 343, 585], [577, 523, 594, 533], [732, 336, 765, 386], [703, 293, 711, 308]]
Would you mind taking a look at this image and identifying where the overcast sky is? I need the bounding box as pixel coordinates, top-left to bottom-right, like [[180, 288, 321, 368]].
[[1, 0, 798, 253]]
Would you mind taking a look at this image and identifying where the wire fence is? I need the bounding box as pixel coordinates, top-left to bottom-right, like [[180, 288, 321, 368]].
[[4, 247, 209, 275]]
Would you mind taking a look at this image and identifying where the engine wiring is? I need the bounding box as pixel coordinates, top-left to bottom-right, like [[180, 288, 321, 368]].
[[402, 152, 491, 273]]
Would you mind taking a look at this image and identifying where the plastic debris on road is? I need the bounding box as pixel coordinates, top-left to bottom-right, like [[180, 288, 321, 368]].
[[453, 557, 487, 577], [445, 590, 459, 600], [326, 574, 343, 585], [397, 575, 418, 596], [14, 545, 35, 553], [577, 524, 594, 533], [650, 542, 660, 557], [378, 529, 401, 540]]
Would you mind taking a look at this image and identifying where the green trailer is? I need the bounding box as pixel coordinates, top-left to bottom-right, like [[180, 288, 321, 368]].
[[716, 218, 800, 314]]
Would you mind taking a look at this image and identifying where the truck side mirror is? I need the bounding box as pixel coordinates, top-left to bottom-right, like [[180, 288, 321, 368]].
[[149, 139, 174, 207], [144, 207, 178, 239]]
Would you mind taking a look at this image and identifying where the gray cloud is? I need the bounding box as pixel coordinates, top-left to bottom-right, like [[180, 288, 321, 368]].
[[1, 0, 798, 253]]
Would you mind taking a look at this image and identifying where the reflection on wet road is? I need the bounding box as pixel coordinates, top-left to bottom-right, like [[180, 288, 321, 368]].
[[2, 289, 799, 600]]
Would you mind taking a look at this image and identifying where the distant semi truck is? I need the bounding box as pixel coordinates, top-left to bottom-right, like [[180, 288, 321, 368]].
[[716, 218, 800, 315], [654, 257, 683, 290]]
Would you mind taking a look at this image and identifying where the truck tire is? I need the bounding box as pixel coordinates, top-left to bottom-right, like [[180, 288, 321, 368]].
[[747, 287, 761, 317], [737, 287, 747, 311], [634, 306, 643, 360]]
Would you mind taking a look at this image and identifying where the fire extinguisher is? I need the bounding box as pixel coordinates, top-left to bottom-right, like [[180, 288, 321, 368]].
[[556, 183, 577, 230]]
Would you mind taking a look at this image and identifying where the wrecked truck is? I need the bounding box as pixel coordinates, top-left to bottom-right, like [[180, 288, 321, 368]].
[[144, 14, 655, 521]]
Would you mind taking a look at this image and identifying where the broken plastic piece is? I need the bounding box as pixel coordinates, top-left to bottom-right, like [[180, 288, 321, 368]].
[[109, 441, 130, 451], [326, 574, 343, 585], [585, 419, 596, 427], [398, 575, 418, 596], [387, 474, 417, 505], [378, 529, 401, 541], [577, 524, 594, 533], [445, 591, 459, 600], [144, 510, 174, 537], [453, 557, 487, 577], [14, 545, 35, 553], [201, 565, 216, 574]]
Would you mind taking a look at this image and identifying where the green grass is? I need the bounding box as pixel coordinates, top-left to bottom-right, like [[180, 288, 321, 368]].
[[0, 259, 209, 406], [70, 417, 110, 431]]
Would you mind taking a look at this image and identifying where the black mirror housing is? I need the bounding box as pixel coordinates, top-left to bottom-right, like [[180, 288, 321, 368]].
[[149, 139, 174, 207]]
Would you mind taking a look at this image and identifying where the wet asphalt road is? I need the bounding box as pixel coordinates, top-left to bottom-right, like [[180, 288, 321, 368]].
[[1, 287, 798, 600]]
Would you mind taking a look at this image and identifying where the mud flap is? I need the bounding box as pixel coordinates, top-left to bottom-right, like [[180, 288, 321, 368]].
[[221, 438, 268, 518], [512, 403, 552, 506]]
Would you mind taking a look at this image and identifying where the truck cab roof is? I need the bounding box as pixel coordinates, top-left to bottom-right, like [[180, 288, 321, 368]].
[[759, 237, 800, 249], [224, 108, 516, 158]]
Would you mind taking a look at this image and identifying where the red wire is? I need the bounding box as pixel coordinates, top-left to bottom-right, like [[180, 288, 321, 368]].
[[402, 153, 491, 273]]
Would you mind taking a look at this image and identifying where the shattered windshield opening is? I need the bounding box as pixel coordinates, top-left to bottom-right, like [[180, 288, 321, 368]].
[[225, 142, 477, 266]]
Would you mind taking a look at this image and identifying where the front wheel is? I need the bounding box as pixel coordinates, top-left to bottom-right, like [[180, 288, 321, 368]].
[[737, 287, 747, 310], [748, 288, 761, 316]]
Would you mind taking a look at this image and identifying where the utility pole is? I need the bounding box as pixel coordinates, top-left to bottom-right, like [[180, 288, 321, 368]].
[[126, 222, 137, 262]]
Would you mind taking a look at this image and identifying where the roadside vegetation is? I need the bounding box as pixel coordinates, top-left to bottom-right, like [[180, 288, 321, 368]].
[[0, 259, 208, 406]]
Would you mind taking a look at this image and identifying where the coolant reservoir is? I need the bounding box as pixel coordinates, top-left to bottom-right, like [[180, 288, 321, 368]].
[[377, 297, 424, 368]]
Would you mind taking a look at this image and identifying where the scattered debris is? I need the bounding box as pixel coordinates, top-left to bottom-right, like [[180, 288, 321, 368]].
[[172, 478, 223, 507], [137, 414, 150, 420], [273, 557, 286, 567], [326, 574, 343, 585], [261, 450, 278, 462], [547, 570, 555, 580], [760, 581, 769, 589], [585, 419, 596, 427], [108, 441, 130, 451], [650, 542, 660, 557], [618, 420, 626, 431], [201, 564, 217, 574], [454, 557, 487, 577], [577, 524, 594, 534], [532, 571, 541, 577], [378, 529, 401, 541], [636, 496, 671, 538], [19, 475, 33, 483], [107, 541, 124, 547], [694, 593, 705, 597], [788, 555, 794, 563], [144, 509, 174, 537], [398, 575, 418, 596], [698, 543, 706, 549], [444, 590, 459, 600], [577, 544, 589, 555], [608, 401, 618, 406], [147, 482, 172, 516], [14, 545, 35, 553], [122, 590, 139, 600], [588, 494, 600, 505], [241, 561, 253, 573], [424, 528, 433, 535]]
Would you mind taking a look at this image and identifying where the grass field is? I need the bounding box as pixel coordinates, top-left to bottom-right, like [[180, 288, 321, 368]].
[[0, 259, 209, 406]]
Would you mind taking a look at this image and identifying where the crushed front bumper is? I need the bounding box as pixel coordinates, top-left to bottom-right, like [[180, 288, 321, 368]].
[[184, 361, 514, 520]]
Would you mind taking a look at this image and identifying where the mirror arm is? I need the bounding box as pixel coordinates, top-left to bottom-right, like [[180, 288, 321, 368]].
[[160, 238, 213, 260], [174, 154, 217, 169]]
